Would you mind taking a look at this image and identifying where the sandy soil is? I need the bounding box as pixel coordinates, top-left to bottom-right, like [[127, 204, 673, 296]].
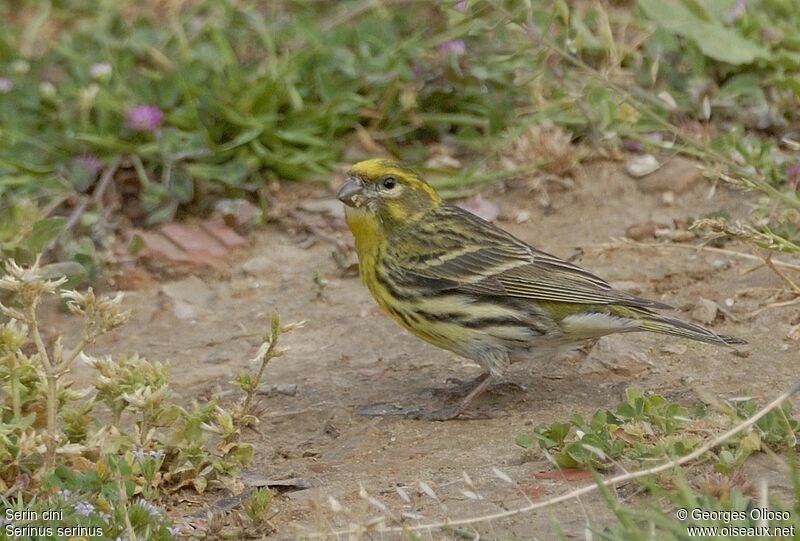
[[42, 160, 799, 539]]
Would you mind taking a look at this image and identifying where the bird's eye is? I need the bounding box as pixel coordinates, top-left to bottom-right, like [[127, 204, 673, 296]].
[[382, 176, 397, 190]]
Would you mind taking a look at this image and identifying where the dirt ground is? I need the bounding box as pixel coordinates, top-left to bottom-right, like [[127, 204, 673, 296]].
[[43, 160, 799, 539]]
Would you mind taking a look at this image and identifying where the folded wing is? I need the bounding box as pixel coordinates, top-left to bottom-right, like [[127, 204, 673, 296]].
[[386, 205, 671, 310]]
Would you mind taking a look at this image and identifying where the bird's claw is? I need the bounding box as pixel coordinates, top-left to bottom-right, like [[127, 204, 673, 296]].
[[430, 378, 526, 397], [428, 375, 487, 397]]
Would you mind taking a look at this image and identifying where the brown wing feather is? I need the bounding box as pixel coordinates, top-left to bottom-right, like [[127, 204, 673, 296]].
[[387, 205, 671, 310]]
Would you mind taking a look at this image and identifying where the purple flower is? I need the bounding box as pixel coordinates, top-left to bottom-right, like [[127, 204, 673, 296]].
[[57, 489, 73, 499], [623, 139, 644, 153], [0, 78, 12, 93], [168, 525, 181, 535], [125, 104, 164, 132], [724, 0, 746, 23], [73, 155, 104, 174], [132, 448, 146, 460], [73, 501, 95, 516], [439, 39, 466, 56], [136, 500, 162, 518], [454, 0, 467, 11], [787, 161, 800, 190]]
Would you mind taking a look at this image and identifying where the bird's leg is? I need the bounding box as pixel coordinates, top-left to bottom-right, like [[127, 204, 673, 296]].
[[428, 373, 489, 397], [436, 374, 526, 396], [416, 372, 494, 421]]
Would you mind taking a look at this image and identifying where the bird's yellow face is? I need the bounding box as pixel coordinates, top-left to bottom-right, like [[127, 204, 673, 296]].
[[337, 159, 442, 231]]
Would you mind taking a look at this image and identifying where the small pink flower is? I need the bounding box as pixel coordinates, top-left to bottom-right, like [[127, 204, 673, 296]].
[[73, 154, 104, 174], [787, 161, 800, 190], [439, 39, 466, 56], [0, 78, 12, 93], [73, 501, 94, 516], [125, 104, 164, 132], [454, 0, 467, 11]]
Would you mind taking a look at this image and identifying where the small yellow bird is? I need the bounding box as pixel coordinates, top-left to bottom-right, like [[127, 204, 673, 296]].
[[337, 159, 745, 420]]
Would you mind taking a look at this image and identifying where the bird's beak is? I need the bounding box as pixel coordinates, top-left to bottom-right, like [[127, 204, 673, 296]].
[[337, 176, 363, 208]]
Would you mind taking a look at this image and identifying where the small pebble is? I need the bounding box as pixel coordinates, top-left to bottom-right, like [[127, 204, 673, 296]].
[[626, 154, 660, 177], [257, 383, 299, 396], [691, 298, 719, 325], [626, 221, 660, 241], [242, 255, 273, 275], [515, 210, 531, 223]]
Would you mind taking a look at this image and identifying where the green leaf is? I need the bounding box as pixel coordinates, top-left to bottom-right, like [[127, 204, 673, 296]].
[[186, 160, 250, 186], [515, 433, 535, 448], [39, 261, 87, 284], [66, 160, 100, 193], [170, 167, 194, 203], [157, 128, 209, 160], [217, 127, 263, 152], [127, 233, 145, 255], [24, 217, 66, 253], [555, 0, 570, 25], [155, 404, 183, 426], [639, 0, 766, 65], [231, 443, 254, 465]]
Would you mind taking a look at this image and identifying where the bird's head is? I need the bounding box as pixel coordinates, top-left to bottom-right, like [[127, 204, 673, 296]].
[[337, 159, 442, 229]]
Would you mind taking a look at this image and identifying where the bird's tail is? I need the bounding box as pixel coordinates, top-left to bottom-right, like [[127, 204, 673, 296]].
[[636, 313, 746, 346]]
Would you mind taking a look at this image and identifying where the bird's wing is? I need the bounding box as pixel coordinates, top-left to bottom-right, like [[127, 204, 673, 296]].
[[385, 205, 670, 310]]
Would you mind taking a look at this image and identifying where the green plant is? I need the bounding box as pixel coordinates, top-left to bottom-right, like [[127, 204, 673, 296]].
[[516, 388, 799, 474], [0, 457, 180, 540], [0, 1, 529, 212], [0, 257, 293, 538], [462, 0, 800, 273], [596, 457, 799, 540]]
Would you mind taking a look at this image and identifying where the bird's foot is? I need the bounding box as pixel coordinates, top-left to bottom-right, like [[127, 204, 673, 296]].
[[430, 376, 525, 397], [428, 374, 486, 397], [410, 405, 495, 421], [356, 373, 496, 421]]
